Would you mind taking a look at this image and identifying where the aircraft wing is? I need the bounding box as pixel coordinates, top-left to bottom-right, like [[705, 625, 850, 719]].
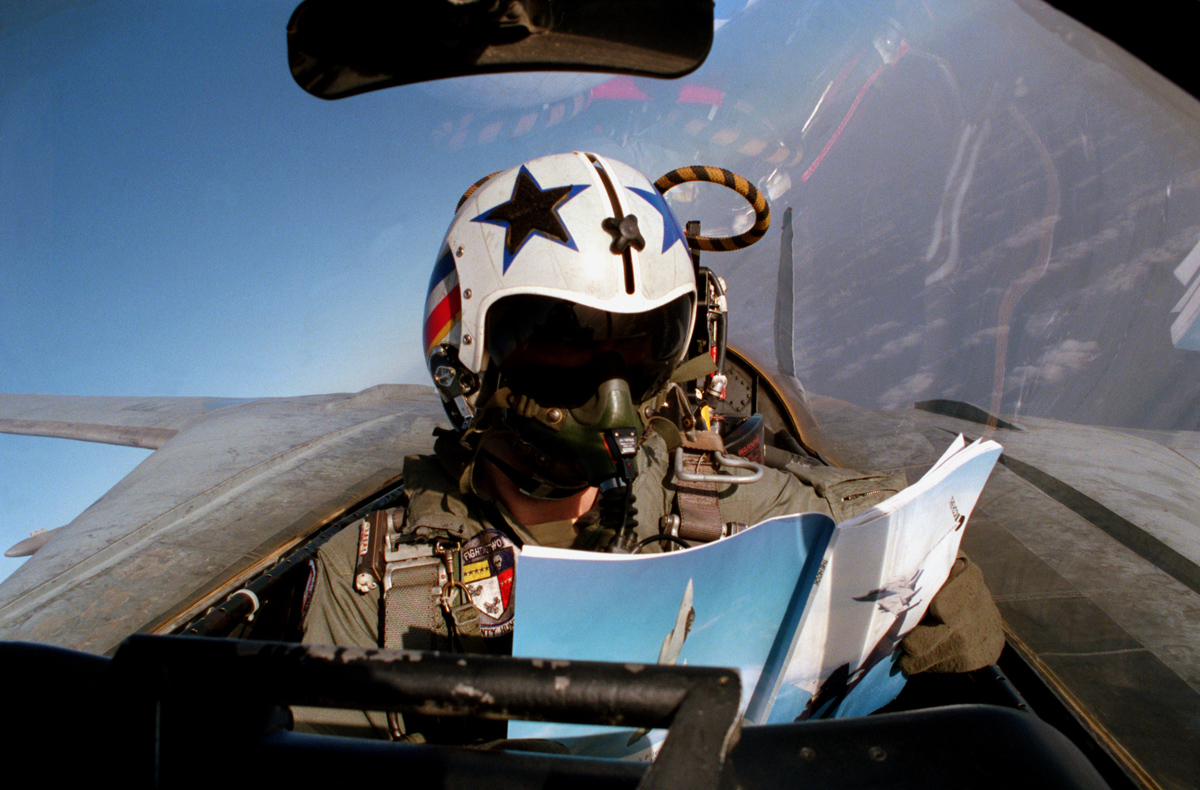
[[796, 392, 1200, 784], [0, 393, 252, 449], [0, 385, 446, 655]]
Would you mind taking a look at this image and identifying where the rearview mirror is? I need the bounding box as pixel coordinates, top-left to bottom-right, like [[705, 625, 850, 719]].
[[288, 0, 714, 100]]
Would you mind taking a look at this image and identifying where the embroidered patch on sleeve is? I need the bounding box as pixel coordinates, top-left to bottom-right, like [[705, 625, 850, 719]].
[[461, 529, 518, 636]]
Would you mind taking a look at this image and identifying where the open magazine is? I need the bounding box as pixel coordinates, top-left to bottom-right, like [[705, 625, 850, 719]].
[[508, 435, 1002, 756]]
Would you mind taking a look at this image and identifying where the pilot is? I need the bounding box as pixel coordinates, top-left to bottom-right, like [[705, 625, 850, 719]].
[[298, 152, 1003, 741]]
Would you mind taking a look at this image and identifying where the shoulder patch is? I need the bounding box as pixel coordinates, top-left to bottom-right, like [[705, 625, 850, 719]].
[[460, 529, 518, 637]]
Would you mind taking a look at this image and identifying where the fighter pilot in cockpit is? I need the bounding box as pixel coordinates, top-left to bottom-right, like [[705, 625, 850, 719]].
[[298, 152, 1003, 742]]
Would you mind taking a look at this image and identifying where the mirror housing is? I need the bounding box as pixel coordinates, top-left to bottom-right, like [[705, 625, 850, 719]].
[[288, 0, 714, 100]]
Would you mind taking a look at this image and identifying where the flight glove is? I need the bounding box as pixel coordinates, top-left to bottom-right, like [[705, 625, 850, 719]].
[[898, 553, 1005, 674]]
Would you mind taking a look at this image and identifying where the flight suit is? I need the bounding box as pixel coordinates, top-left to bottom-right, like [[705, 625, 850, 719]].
[[297, 429, 1002, 739]]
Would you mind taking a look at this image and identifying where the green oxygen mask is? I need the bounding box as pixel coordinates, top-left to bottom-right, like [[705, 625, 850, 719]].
[[481, 290, 692, 511], [488, 376, 643, 554], [497, 377, 645, 492]]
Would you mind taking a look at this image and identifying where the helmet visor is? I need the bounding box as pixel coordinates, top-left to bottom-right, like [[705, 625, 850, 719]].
[[485, 293, 693, 408]]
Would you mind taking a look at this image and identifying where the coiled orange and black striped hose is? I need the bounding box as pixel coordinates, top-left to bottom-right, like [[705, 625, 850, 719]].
[[654, 166, 771, 251], [456, 171, 501, 213]]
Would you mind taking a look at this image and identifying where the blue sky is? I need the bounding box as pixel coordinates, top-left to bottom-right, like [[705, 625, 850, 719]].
[[0, 1, 774, 584], [5, 0, 1199, 590], [0, 2, 489, 581]]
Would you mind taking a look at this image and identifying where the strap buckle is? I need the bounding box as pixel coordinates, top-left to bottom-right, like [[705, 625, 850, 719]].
[[673, 447, 764, 484]]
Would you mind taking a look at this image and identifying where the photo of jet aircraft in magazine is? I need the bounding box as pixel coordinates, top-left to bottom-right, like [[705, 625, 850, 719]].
[[510, 435, 1003, 758]]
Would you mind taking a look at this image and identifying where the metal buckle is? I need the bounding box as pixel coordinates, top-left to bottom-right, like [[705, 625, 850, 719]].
[[673, 447, 764, 484]]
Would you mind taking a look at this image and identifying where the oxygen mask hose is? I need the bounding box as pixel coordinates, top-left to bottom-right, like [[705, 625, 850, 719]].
[[600, 428, 640, 553], [600, 482, 639, 554]]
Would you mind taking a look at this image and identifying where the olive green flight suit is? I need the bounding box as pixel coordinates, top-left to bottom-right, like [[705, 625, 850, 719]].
[[296, 430, 1002, 739]]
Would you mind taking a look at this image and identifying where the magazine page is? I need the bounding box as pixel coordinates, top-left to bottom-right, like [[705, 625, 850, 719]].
[[756, 436, 1003, 724], [509, 512, 835, 758], [928, 432, 968, 474]]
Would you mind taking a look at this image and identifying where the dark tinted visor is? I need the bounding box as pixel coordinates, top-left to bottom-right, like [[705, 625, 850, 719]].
[[485, 293, 693, 408]]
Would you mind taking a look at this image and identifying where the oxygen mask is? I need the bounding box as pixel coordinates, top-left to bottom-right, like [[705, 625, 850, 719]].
[[488, 375, 646, 554], [483, 292, 693, 492], [495, 376, 643, 492]]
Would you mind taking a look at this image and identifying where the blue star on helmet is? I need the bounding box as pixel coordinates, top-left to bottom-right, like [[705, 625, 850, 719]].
[[473, 166, 589, 273], [629, 187, 690, 254]]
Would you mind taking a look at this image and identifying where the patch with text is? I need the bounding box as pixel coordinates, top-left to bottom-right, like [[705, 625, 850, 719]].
[[461, 529, 517, 636]]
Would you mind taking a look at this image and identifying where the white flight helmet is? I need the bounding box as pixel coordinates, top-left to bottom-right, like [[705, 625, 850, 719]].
[[423, 151, 698, 440]]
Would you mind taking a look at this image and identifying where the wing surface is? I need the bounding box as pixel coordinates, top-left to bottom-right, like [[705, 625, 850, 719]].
[[804, 394, 1200, 785], [0, 384, 446, 656], [0, 394, 252, 449]]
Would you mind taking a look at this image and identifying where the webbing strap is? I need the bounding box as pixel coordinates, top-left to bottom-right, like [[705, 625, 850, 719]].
[[382, 557, 447, 651], [674, 448, 724, 542]]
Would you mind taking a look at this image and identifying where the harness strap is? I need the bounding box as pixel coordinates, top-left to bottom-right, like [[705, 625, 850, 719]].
[[354, 508, 482, 651], [383, 554, 447, 651], [673, 447, 725, 542]]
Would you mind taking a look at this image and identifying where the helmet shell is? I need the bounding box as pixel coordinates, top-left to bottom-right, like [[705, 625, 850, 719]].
[[423, 152, 697, 424]]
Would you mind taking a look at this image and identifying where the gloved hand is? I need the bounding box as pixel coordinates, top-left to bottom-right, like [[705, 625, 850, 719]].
[[899, 553, 1004, 674]]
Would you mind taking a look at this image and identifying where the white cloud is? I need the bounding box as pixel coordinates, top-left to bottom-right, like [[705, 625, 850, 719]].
[[878, 371, 935, 410], [1010, 339, 1099, 385]]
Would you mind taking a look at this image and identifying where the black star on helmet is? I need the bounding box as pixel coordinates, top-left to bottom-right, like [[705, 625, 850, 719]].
[[473, 166, 588, 272]]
